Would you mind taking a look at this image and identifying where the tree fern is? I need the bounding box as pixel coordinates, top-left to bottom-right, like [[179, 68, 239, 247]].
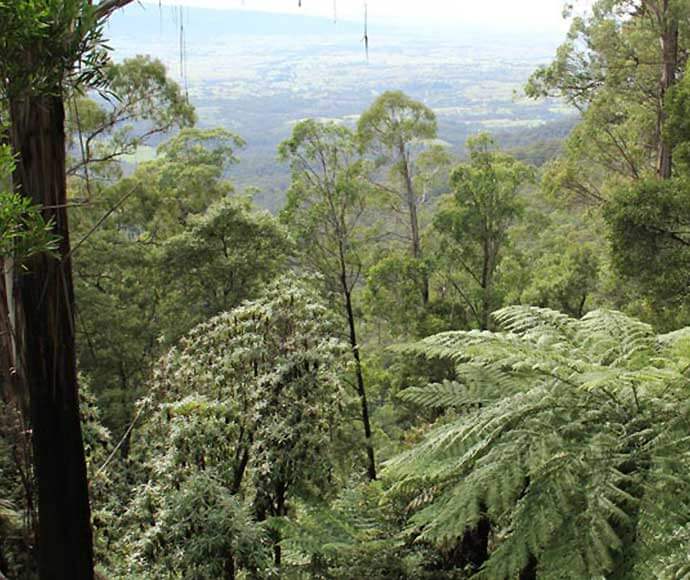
[[389, 306, 690, 578], [281, 484, 430, 579]]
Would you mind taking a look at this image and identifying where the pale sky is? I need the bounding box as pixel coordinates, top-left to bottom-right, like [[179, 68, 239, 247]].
[[145, 0, 590, 32]]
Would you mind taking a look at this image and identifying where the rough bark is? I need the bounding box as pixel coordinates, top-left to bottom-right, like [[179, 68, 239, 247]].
[[655, 0, 679, 179], [7, 94, 94, 580]]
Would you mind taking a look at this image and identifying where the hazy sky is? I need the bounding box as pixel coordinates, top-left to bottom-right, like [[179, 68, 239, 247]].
[[146, 0, 585, 32]]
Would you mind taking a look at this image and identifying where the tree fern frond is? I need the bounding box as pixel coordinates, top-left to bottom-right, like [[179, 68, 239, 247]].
[[493, 305, 579, 342], [658, 327, 690, 349], [577, 309, 655, 366], [399, 380, 483, 409]]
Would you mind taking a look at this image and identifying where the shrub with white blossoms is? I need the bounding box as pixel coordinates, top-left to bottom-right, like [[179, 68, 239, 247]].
[[119, 275, 349, 578]]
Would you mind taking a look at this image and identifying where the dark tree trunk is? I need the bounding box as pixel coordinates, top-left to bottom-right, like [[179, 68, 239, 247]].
[[458, 514, 490, 570], [480, 239, 492, 331], [272, 481, 287, 568], [344, 288, 377, 480], [336, 237, 376, 481], [231, 445, 250, 494], [437, 513, 491, 572], [7, 94, 94, 580], [0, 541, 8, 577], [224, 553, 236, 580]]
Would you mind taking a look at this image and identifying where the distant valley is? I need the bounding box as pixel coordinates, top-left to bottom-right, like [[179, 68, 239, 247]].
[[108, 4, 576, 210]]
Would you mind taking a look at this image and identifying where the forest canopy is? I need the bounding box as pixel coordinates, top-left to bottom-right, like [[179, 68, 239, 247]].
[[2, 0, 690, 579]]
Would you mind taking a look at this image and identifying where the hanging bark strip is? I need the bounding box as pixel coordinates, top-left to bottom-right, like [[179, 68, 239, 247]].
[[8, 93, 94, 579], [364, 2, 369, 61]]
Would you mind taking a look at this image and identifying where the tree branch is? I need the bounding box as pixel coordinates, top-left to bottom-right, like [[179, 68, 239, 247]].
[[94, 0, 137, 21]]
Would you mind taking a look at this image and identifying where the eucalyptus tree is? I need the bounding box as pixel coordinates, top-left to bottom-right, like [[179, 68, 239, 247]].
[[279, 119, 378, 480], [434, 134, 533, 330], [358, 91, 440, 304], [67, 60, 208, 436], [364, 142, 453, 340], [0, 146, 59, 578], [527, 0, 689, 201], [158, 197, 291, 342], [605, 175, 690, 323], [513, 226, 601, 318], [601, 39, 690, 323], [0, 1, 136, 576]]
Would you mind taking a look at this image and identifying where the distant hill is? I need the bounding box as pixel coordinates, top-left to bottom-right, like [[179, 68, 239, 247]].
[[106, 4, 364, 42]]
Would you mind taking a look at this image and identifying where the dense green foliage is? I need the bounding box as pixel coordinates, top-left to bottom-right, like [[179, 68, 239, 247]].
[[0, 0, 108, 98], [434, 134, 533, 329], [4, 0, 690, 578], [392, 307, 690, 577]]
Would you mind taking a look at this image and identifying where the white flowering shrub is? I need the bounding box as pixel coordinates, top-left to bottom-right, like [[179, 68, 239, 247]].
[[117, 275, 348, 577]]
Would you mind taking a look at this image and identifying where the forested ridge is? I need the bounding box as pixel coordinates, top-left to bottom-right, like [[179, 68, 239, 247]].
[[2, 1, 690, 578]]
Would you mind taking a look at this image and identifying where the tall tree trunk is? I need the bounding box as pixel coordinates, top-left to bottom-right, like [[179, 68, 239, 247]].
[[231, 445, 251, 494], [399, 142, 429, 304], [0, 130, 29, 416], [336, 237, 376, 480], [656, 0, 679, 179], [7, 94, 94, 580], [273, 481, 287, 568], [337, 241, 377, 480], [344, 288, 377, 480], [0, 541, 8, 578], [0, 257, 29, 414]]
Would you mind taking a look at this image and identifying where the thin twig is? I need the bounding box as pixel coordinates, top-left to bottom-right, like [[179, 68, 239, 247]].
[[95, 402, 147, 477]]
